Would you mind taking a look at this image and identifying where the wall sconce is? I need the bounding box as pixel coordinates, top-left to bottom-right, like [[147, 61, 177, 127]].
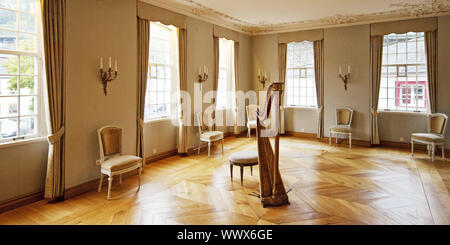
[[257, 69, 268, 89], [198, 65, 208, 83], [99, 56, 118, 96], [338, 65, 351, 90]]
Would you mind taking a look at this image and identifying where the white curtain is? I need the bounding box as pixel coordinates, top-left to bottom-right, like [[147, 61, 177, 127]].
[[170, 25, 180, 123]]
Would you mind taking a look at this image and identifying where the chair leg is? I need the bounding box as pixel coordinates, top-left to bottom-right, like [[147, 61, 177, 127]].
[[240, 166, 244, 186], [336, 134, 338, 144], [98, 173, 103, 192], [442, 146, 445, 160], [119, 174, 122, 185], [349, 134, 352, 149], [329, 132, 331, 145], [198, 141, 201, 155], [431, 144, 435, 162], [208, 142, 211, 157], [137, 167, 142, 191], [250, 165, 253, 176], [248, 127, 250, 138], [230, 162, 233, 181], [107, 176, 113, 200], [221, 139, 224, 155], [411, 140, 414, 156]]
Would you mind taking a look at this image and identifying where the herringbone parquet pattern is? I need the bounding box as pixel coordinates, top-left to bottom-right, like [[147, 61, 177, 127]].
[[0, 136, 449, 225]]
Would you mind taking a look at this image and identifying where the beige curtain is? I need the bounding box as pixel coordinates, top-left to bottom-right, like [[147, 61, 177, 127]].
[[212, 37, 219, 131], [137, 18, 149, 158], [277, 43, 287, 134], [41, 0, 66, 200], [233, 42, 240, 135], [178, 29, 188, 154], [369, 36, 384, 145], [313, 40, 324, 138], [425, 31, 437, 113]]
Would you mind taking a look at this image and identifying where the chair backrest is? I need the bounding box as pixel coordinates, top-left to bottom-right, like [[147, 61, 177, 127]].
[[429, 113, 448, 135], [97, 125, 122, 161], [246, 105, 259, 122], [196, 112, 209, 134], [336, 107, 353, 126]]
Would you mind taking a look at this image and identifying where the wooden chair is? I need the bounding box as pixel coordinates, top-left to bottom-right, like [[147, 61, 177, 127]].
[[196, 112, 224, 157], [411, 113, 448, 162], [246, 105, 259, 137], [329, 107, 354, 149], [97, 125, 143, 200]]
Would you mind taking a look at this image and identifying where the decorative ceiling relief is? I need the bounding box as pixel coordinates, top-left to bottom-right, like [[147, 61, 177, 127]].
[[142, 0, 450, 35]]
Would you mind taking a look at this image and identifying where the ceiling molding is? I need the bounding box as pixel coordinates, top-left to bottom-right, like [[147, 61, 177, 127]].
[[140, 0, 450, 35]]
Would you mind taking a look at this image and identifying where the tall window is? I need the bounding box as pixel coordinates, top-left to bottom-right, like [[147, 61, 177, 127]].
[[216, 38, 235, 109], [145, 22, 179, 121], [285, 41, 316, 107], [0, 0, 44, 142], [378, 32, 428, 112]]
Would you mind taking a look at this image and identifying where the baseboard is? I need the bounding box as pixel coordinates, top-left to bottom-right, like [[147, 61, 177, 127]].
[[285, 131, 318, 139], [0, 191, 44, 213], [285, 130, 371, 147], [145, 149, 177, 164]]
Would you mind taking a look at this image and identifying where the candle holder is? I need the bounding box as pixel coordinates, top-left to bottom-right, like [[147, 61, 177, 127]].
[[258, 73, 268, 88], [198, 72, 208, 83], [338, 73, 350, 91], [99, 68, 118, 96]]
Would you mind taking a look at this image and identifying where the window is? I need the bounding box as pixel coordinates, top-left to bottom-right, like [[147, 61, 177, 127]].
[[216, 38, 235, 109], [0, 0, 44, 143], [145, 22, 179, 121], [285, 41, 316, 107], [378, 32, 428, 112]]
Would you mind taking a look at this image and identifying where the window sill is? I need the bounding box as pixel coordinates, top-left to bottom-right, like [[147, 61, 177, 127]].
[[377, 110, 428, 116], [284, 106, 318, 110], [144, 117, 173, 126], [0, 136, 47, 150]]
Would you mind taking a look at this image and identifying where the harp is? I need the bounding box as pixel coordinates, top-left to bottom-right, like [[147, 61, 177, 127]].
[[256, 82, 290, 207]]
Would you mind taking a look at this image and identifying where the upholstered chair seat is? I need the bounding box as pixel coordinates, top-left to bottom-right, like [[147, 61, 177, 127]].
[[197, 112, 224, 157], [200, 131, 224, 141], [329, 107, 354, 149], [229, 151, 258, 186], [101, 155, 142, 172], [411, 133, 444, 143], [411, 113, 448, 162]]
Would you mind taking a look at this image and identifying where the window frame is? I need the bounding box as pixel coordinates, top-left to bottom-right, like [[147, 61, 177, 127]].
[[0, 1, 45, 144], [378, 32, 429, 114], [144, 22, 176, 122], [216, 38, 235, 110], [285, 41, 317, 108]]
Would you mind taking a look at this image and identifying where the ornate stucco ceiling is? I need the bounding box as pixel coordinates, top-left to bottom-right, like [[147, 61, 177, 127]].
[[140, 0, 450, 35]]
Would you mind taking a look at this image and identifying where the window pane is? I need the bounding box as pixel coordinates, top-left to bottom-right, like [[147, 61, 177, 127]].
[[19, 33, 36, 51], [20, 12, 36, 33], [0, 9, 17, 30], [0, 54, 18, 74], [20, 96, 36, 115], [20, 0, 38, 12], [0, 118, 18, 139], [0, 76, 18, 95], [20, 55, 35, 74], [0, 0, 18, 9], [0, 30, 17, 50], [19, 76, 36, 95], [20, 116, 36, 136], [0, 96, 18, 117]]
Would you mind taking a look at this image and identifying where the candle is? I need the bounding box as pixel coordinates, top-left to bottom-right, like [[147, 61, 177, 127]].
[[203, 65, 206, 74], [339, 66, 342, 75], [258, 69, 261, 76], [199, 66, 201, 75], [115, 60, 117, 72], [100, 57, 103, 69], [264, 72, 267, 78], [348, 65, 350, 74], [206, 67, 208, 75], [109, 56, 112, 69]]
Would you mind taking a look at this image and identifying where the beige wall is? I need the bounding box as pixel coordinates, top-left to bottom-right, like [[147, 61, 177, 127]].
[[438, 15, 450, 147], [0, 141, 48, 202], [65, 0, 138, 188]]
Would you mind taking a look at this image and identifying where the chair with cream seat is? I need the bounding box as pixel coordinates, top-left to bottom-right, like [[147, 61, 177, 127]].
[[329, 107, 354, 149], [97, 125, 143, 200], [411, 113, 448, 162], [196, 112, 224, 157], [246, 105, 259, 137]]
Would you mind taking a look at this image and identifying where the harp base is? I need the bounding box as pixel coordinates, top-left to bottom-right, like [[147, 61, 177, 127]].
[[260, 194, 290, 208]]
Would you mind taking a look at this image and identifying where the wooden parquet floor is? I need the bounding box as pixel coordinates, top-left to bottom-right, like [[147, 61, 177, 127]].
[[0, 136, 449, 225]]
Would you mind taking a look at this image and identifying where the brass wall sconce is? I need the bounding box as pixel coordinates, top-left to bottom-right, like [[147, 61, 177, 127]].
[[338, 65, 351, 90], [197, 65, 208, 90], [99, 56, 118, 96], [257, 69, 268, 88]]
